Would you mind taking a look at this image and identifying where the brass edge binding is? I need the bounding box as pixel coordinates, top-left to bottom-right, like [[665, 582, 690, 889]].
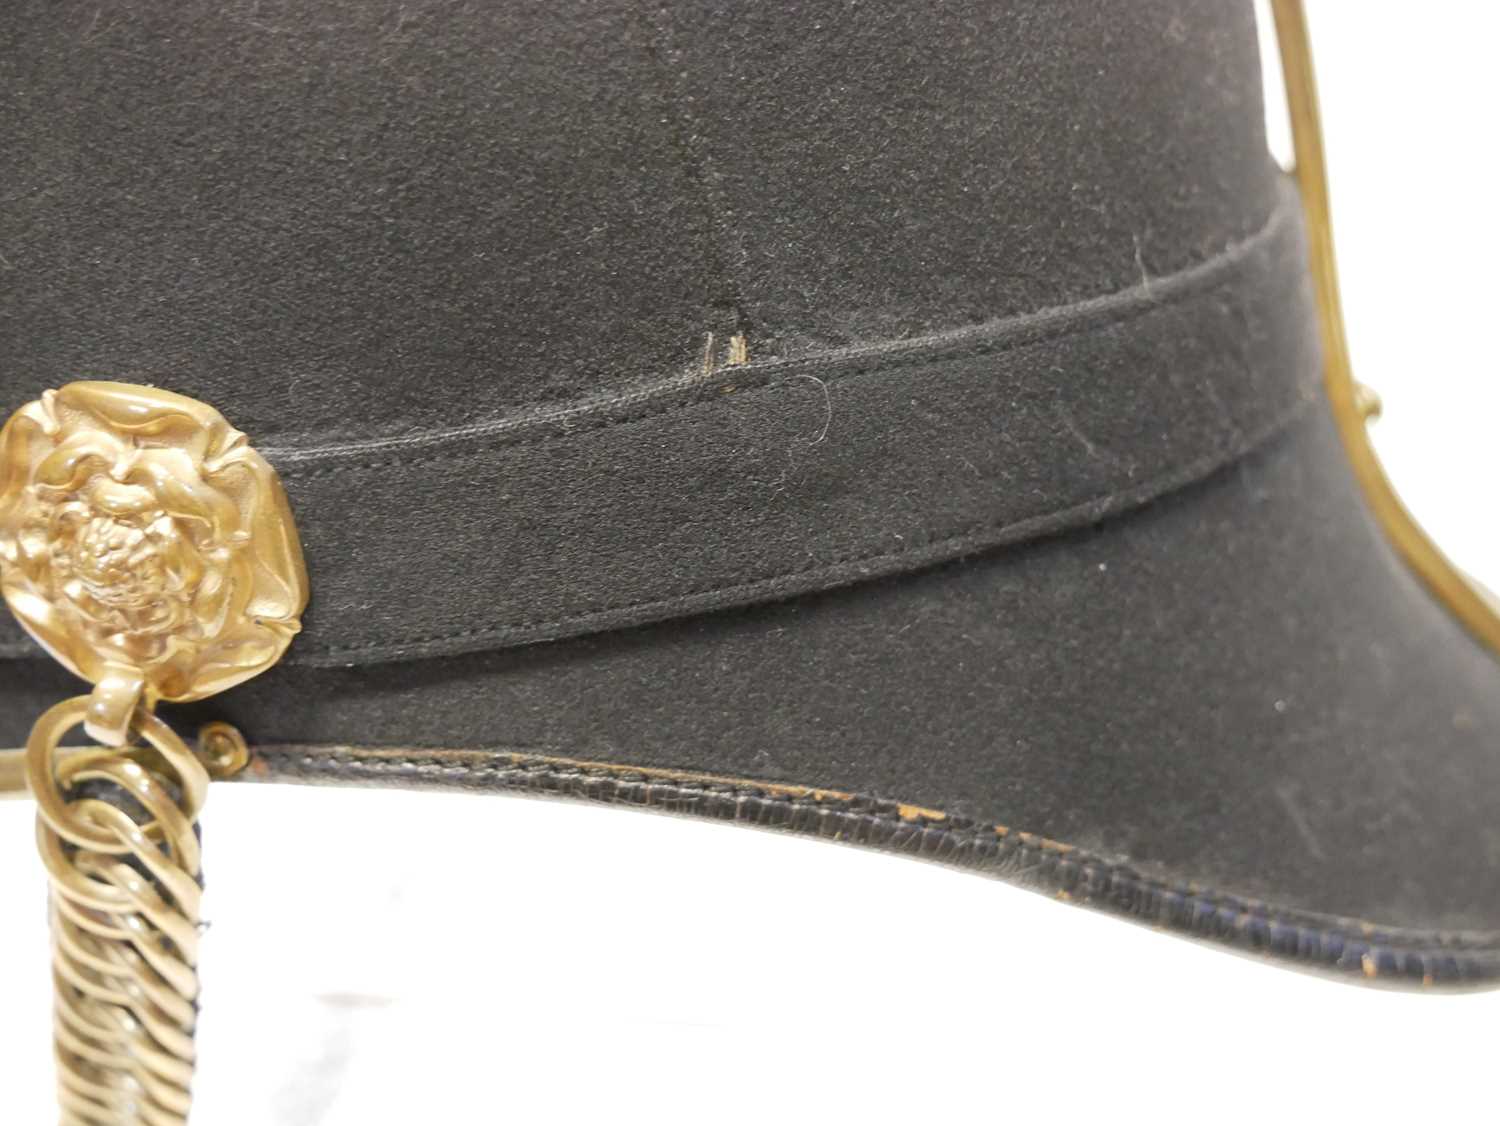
[[1271, 0, 1500, 657], [0, 382, 308, 1125]]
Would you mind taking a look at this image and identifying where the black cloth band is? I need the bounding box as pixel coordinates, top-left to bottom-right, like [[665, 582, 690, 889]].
[[0, 185, 1320, 667]]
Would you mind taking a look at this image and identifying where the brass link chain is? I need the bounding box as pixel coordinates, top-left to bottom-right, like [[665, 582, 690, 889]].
[[26, 699, 226, 1126], [2, 377, 308, 1125]]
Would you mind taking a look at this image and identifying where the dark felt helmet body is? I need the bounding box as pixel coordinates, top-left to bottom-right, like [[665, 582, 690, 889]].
[[3, 0, 1498, 986]]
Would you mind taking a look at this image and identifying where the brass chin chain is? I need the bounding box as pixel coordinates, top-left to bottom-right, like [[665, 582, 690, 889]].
[[1, 382, 308, 1124], [2, 2, 1496, 1122], [29, 702, 232, 1124]]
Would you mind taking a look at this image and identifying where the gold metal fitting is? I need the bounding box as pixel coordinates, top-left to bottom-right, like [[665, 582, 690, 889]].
[[0, 381, 309, 744], [1272, 0, 1500, 658], [0, 381, 307, 1124]]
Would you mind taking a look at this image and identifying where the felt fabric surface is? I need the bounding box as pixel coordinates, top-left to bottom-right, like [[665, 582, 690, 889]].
[[2, 0, 1498, 979], [0, 0, 1274, 445], [7, 397, 1500, 955], [0, 184, 1319, 663]]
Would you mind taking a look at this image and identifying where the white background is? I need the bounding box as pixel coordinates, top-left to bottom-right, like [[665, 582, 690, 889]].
[[3, 4, 1498, 1122]]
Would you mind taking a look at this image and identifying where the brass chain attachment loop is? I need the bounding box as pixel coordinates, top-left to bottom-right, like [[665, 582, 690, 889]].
[[1, 381, 310, 1124], [26, 698, 218, 1126]]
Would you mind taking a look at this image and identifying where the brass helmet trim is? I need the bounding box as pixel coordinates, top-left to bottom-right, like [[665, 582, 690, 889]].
[[0, 381, 306, 1124], [1273, 0, 1500, 658], [0, 380, 308, 742]]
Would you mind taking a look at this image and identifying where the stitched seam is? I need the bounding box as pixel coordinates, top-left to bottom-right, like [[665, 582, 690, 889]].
[[303, 385, 1316, 657], [0, 197, 1305, 662], [636, 0, 753, 341], [259, 750, 1500, 963], [0, 386, 1316, 665], [272, 197, 1294, 479]]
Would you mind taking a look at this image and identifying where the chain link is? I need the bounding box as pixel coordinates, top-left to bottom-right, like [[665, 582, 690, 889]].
[[26, 698, 213, 1126]]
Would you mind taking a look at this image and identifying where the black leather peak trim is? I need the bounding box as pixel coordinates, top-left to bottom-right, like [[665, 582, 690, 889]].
[[246, 745, 1500, 990], [0, 185, 1318, 667]]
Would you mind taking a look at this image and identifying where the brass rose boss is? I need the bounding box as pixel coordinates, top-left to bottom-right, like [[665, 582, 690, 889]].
[[0, 381, 307, 1124]]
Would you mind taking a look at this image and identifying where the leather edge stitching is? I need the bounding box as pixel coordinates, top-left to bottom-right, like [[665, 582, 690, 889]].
[[244, 746, 1500, 988]]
